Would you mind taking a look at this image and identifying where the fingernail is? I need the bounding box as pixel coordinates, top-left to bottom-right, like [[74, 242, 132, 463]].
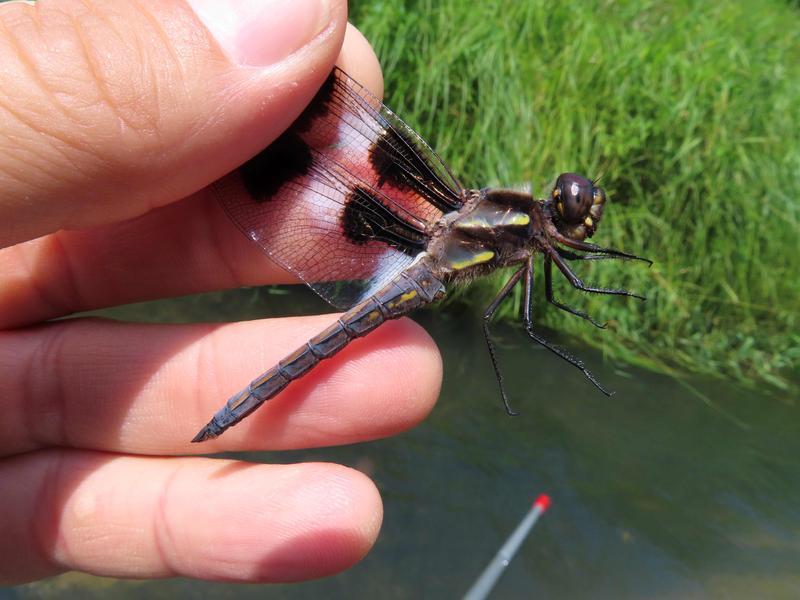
[[188, 0, 331, 66]]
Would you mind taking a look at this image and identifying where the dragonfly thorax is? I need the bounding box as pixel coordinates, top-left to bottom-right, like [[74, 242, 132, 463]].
[[423, 188, 538, 280]]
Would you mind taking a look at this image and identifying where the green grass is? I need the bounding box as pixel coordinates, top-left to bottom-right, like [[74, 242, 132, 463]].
[[351, 0, 800, 390]]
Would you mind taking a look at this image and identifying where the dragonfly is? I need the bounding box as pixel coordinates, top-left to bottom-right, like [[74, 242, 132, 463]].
[[192, 67, 650, 443]]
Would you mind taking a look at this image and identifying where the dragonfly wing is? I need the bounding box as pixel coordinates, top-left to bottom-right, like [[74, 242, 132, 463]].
[[213, 67, 463, 309]]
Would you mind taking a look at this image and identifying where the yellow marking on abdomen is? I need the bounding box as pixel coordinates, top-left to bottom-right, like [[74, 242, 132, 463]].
[[388, 290, 418, 309]]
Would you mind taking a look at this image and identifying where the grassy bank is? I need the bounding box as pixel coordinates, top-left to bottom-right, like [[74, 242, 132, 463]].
[[351, 0, 800, 389]]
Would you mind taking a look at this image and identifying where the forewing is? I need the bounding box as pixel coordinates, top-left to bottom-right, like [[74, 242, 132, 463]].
[[297, 68, 464, 220], [214, 67, 463, 309]]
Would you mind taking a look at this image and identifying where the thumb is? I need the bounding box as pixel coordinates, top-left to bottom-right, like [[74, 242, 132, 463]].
[[0, 0, 347, 247]]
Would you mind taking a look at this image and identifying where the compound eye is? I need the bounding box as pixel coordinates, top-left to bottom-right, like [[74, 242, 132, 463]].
[[593, 187, 605, 206], [554, 173, 593, 223]]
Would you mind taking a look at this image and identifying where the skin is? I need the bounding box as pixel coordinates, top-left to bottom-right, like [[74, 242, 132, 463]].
[[0, 0, 442, 584]]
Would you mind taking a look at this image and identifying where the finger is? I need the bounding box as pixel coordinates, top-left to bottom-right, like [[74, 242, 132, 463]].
[[0, 450, 382, 584], [0, 0, 348, 248], [0, 315, 442, 456], [337, 22, 384, 98], [0, 23, 383, 329]]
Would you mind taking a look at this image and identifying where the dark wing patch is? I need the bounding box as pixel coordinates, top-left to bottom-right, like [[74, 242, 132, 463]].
[[343, 187, 428, 256], [369, 126, 459, 213], [214, 67, 462, 309], [240, 134, 311, 201]]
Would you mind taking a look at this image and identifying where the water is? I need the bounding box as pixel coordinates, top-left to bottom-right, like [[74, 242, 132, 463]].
[[12, 287, 800, 599]]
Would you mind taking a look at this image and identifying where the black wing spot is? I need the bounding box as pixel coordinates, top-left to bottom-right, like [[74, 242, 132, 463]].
[[369, 126, 460, 213], [369, 127, 408, 189], [240, 133, 311, 202], [342, 186, 428, 256]]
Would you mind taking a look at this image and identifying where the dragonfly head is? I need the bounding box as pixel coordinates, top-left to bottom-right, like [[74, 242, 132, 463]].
[[549, 173, 606, 240]]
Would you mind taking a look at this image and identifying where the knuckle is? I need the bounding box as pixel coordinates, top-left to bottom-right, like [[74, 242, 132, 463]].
[[19, 324, 71, 446]]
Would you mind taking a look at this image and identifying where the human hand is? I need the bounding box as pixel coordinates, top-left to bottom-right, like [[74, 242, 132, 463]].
[[0, 0, 441, 584]]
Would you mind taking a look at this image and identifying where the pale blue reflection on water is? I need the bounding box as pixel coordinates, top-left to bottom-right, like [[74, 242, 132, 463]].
[[13, 286, 800, 599]]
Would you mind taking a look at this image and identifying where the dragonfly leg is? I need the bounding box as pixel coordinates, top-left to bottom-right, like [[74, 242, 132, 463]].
[[557, 248, 628, 262], [548, 247, 646, 300], [552, 233, 653, 265], [482, 265, 526, 416], [521, 260, 613, 396], [545, 257, 607, 329]]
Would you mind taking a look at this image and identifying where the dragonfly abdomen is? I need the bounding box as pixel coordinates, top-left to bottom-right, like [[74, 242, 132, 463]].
[[191, 263, 446, 443]]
